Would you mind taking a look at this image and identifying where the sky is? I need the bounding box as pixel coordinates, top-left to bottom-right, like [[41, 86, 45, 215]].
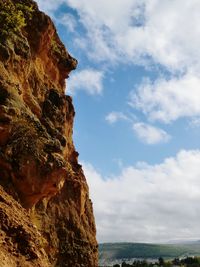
[[36, 0, 200, 243]]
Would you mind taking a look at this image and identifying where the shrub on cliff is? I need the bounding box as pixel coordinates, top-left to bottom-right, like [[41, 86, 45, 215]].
[[0, 0, 33, 39]]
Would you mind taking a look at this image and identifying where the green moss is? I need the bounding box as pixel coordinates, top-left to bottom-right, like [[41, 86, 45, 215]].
[[16, 2, 34, 22], [0, 0, 34, 39], [51, 38, 62, 56]]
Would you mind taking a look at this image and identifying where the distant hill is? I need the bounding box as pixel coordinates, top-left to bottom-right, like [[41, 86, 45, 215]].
[[99, 242, 200, 262]]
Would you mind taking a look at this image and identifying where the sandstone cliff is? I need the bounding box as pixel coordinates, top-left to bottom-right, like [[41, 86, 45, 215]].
[[0, 0, 98, 266]]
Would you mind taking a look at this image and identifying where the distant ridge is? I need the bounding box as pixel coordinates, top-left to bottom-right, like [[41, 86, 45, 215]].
[[99, 242, 200, 262], [166, 239, 200, 244]]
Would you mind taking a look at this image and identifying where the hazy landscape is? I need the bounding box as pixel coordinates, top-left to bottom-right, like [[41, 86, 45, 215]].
[[99, 242, 200, 266]]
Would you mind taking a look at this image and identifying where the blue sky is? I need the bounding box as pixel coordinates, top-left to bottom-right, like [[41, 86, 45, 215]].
[[36, 0, 200, 243]]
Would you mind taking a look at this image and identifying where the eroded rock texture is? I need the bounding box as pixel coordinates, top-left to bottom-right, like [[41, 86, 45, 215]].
[[0, 185, 50, 267], [0, 0, 98, 266]]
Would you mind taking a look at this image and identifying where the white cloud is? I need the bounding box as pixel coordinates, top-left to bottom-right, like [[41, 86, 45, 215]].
[[116, 0, 200, 72], [133, 122, 171, 144], [35, 0, 200, 123], [67, 69, 104, 95], [35, 0, 200, 71], [84, 150, 200, 243], [37, 0, 200, 122], [105, 112, 129, 124], [58, 13, 77, 32], [63, 0, 141, 63], [39, 0, 200, 73], [130, 73, 200, 123]]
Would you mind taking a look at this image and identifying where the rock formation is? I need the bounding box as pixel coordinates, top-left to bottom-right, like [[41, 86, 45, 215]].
[[0, 0, 98, 266]]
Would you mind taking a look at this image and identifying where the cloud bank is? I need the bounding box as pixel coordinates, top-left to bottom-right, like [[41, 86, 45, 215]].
[[84, 150, 200, 243]]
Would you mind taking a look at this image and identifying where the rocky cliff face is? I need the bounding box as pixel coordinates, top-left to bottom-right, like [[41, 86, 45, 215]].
[[0, 0, 98, 266]]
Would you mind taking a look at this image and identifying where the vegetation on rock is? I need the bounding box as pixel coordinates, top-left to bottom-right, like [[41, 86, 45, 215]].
[[0, 0, 34, 39]]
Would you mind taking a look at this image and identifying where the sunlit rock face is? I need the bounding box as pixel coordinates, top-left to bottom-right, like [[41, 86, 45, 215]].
[[0, 0, 98, 266]]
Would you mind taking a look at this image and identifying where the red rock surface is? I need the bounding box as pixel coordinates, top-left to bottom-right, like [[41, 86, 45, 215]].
[[0, 0, 98, 266]]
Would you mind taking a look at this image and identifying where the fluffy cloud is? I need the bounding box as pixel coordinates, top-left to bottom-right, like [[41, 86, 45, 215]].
[[84, 150, 200, 243], [36, 0, 200, 123], [133, 122, 171, 144], [40, 0, 200, 72], [105, 112, 129, 124], [36, 0, 200, 71], [67, 69, 104, 95], [116, 0, 200, 72], [64, 0, 141, 62], [130, 74, 200, 123]]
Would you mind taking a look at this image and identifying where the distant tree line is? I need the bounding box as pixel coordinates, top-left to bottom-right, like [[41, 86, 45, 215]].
[[112, 256, 200, 267]]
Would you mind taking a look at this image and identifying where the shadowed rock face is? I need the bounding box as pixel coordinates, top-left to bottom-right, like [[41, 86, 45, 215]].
[[0, 0, 98, 266], [0, 185, 51, 267]]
